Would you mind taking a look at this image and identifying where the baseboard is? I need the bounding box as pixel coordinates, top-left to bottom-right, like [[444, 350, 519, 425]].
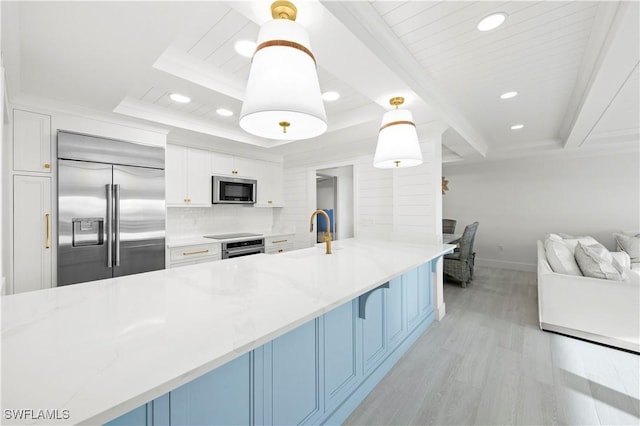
[[476, 257, 536, 272], [541, 322, 639, 354]]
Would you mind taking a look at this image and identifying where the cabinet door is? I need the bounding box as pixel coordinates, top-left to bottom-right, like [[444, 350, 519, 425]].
[[268, 319, 321, 425], [418, 263, 433, 318], [170, 353, 251, 426], [233, 156, 256, 178], [210, 152, 235, 176], [165, 144, 188, 205], [324, 300, 359, 409], [13, 109, 52, 173], [405, 267, 422, 331], [386, 277, 406, 350], [13, 175, 52, 294], [185, 147, 210, 206], [256, 161, 284, 207], [361, 288, 387, 374]]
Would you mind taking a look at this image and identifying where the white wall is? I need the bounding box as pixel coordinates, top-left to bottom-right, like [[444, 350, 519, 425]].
[[167, 206, 274, 237], [443, 150, 640, 271]]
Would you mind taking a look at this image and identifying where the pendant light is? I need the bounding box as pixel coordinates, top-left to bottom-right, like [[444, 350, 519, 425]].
[[373, 97, 423, 168], [239, 1, 327, 141]]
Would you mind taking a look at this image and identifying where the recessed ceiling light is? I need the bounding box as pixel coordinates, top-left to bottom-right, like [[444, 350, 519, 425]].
[[169, 93, 191, 104], [322, 91, 340, 101], [511, 124, 524, 130], [234, 40, 257, 58], [216, 108, 234, 117], [500, 91, 518, 99], [477, 13, 507, 32]]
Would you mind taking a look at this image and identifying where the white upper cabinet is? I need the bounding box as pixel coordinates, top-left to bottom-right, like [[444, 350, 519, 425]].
[[13, 109, 52, 173], [210, 152, 257, 178], [255, 160, 284, 207], [166, 145, 210, 207]]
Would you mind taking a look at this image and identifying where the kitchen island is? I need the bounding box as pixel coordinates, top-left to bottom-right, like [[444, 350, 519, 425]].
[[1, 238, 453, 425]]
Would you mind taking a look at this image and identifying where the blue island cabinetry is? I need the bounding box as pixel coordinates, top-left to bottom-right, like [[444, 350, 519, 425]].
[[107, 262, 435, 426]]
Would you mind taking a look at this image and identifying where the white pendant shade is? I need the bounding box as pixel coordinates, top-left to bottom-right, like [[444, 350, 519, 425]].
[[240, 18, 327, 141], [373, 108, 423, 168]]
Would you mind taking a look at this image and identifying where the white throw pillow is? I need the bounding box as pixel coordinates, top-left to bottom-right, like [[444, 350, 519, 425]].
[[561, 236, 599, 254], [574, 242, 625, 281], [614, 233, 640, 263], [544, 239, 582, 276]]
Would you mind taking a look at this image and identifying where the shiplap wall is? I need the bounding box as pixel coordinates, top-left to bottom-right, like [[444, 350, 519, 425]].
[[282, 136, 443, 247]]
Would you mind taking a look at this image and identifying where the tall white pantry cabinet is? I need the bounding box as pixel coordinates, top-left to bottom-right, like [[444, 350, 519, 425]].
[[11, 109, 53, 294]]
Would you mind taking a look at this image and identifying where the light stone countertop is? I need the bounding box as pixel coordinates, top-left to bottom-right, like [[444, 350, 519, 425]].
[[166, 230, 295, 248], [1, 238, 454, 425]]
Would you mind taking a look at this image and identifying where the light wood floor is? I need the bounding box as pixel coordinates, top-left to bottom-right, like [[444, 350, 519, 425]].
[[345, 267, 640, 425]]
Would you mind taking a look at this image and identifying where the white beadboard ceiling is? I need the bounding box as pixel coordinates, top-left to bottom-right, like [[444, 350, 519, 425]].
[[2, 1, 638, 163]]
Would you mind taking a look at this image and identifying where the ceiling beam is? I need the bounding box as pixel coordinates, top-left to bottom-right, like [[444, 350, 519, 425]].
[[320, 1, 488, 159], [562, 1, 639, 149]]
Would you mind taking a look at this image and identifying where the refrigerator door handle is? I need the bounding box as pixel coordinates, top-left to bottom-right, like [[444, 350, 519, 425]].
[[114, 184, 121, 267], [106, 184, 113, 268]]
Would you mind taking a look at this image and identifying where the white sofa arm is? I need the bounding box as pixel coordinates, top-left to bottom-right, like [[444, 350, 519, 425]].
[[611, 251, 631, 269]]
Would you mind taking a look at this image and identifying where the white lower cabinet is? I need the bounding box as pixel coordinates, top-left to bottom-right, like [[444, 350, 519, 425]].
[[265, 234, 294, 254], [13, 175, 53, 294], [168, 243, 221, 268]]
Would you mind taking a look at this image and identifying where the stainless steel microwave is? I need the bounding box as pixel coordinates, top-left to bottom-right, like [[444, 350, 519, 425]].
[[212, 176, 257, 204]]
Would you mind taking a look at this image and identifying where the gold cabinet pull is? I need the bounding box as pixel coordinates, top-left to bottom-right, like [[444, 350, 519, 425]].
[[45, 213, 51, 249], [278, 249, 284, 253], [272, 239, 288, 244], [44, 163, 51, 169], [183, 249, 209, 256], [268, 200, 273, 204]]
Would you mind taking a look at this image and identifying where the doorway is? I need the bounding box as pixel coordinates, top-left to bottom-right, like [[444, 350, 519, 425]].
[[315, 165, 354, 242]]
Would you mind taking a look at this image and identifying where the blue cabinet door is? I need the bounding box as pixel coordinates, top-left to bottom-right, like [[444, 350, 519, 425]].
[[323, 300, 359, 409], [386, 277, 405, 351], [104, 405, 149, 426], [361, 288, 386, 374], [405, 267, 422, 331], [418, 263, 433, 317], [267, 319, 320, 425], [170, 353, 251, 426]]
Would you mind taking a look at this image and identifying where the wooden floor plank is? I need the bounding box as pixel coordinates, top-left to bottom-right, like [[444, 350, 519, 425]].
[[344, 266, 640, 425]]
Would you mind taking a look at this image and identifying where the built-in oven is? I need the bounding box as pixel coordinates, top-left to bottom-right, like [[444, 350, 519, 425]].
[[212, 176, 257, 204], [221, 238, 265, 259]]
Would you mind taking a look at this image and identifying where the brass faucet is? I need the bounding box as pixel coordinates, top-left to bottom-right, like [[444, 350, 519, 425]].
[[309, 209, 332, 254]]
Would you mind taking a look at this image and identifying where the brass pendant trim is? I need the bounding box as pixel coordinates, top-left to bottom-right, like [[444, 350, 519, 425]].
[[254, 40, 316, 66], [379, 120, 416, 132], [271, 1, 297, 20], [389, 97, 405, 107]]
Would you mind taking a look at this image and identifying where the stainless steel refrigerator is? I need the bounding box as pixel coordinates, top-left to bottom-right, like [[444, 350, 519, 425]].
[[57, 131, 165, 286]]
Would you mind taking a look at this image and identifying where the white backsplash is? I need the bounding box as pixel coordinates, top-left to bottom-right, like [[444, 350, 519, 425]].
[[167, 206, 277, 237]]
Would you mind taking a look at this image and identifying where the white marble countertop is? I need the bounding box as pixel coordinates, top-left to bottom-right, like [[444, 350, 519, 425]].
[[1, 238, 454, 425], [166, 230, 295, 248]]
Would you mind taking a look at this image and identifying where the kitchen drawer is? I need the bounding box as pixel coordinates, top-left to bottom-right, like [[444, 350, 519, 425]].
[[265, 235, 294, 248], [266, 245, 294, 255], [265, 234, 294, 255], [169, 255, 221, 269], [169, 243, 220, 262]]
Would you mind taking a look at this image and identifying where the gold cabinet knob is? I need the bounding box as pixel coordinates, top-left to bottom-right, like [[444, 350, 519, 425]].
[[44, 163, 51, 169], [268, 200, 273, 204]]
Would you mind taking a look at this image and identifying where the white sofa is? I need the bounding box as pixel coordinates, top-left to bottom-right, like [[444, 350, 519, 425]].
[[537, 240, 640, 352]]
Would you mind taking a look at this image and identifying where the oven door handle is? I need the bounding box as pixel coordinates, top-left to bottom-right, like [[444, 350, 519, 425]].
[[223, 246, 265, 256]]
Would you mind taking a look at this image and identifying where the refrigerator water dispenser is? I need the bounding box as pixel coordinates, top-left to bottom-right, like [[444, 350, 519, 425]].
[[72, 218, 104, 247]]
